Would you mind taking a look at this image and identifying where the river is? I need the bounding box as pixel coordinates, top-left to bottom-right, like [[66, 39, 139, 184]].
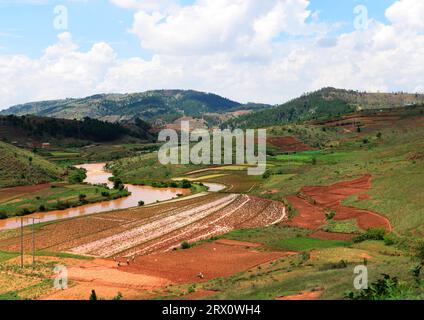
[[0, 163, 193, 230]]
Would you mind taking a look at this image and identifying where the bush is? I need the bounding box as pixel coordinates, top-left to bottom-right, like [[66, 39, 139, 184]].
[[181, 180, 192, 189], [21, 208, 31, 215], [325, 209, 336, 221], [113, 178, 124, 190], [0, 211, 7, 219], [89, 290, 97, 301], [262, 171, 271, 179], [113, 292, 123, 301], [38, 204, 46, 212], [353, 228, 386, 243], [101, 191, 110, 198], [346, 274, 401, 300], [181, 241, 191, 250], [383, 233, 398, 246], [68, 168, 87, 184], [138, 200, 145, 206]]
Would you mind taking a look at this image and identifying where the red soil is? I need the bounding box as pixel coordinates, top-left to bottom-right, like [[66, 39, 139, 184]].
[[358, 194, 371, 201], [120, 240, 291, 284], [287, 175, 392, 232], [277, 291, 322, 301], [0, 183, 51, 194], [268, 136, 313, 152]]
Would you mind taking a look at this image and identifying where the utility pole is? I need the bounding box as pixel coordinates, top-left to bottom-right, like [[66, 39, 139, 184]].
[[20, 217, 24, 268], [31, 217, 40, 266], [32, 218, 35, 266]]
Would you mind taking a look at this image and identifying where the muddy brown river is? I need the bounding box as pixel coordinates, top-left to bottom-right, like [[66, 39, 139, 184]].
[[0, 163, 192, 230]]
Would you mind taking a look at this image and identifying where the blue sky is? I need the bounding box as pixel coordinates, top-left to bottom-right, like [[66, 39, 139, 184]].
[[0, 0, 422, 108], [0, 0, 395, 58]]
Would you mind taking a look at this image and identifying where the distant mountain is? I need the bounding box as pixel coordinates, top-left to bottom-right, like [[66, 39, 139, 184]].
[[223, 88, 424, 129], [1, 90, 264, 124]]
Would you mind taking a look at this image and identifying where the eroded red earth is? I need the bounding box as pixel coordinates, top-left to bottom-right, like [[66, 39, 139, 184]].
[[286, 175, 392, 238]]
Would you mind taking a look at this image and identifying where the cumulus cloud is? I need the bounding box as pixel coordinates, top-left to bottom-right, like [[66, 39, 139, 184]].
[[1, 0, 424, 110]]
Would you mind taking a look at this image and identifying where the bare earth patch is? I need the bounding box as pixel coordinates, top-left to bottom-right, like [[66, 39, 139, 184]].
[[277, 291, 322, 301]]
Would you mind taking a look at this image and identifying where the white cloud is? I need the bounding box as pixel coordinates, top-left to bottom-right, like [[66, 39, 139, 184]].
[[1, 0, 424, 110], [385, 0, 424, 31]]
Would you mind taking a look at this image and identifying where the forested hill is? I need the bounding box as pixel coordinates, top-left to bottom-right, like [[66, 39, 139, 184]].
[[1, 90, 257, 124], [223, 88, 424, 129], [0, 115, 153, 145]]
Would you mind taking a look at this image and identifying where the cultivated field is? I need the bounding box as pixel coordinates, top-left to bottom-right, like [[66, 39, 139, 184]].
[[0, 193, 286, 259]]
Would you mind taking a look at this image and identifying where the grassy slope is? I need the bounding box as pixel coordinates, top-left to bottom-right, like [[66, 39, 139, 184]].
[[255, 124, 424, 235], [0, 141, 64, 188]]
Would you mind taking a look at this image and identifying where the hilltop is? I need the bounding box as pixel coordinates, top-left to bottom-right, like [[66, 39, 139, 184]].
[[223, 88, 424, 128], [1, 90, 266, 124]]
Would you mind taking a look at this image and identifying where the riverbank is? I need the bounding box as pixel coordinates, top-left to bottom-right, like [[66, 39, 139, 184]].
[[0, 163, 191, 230]]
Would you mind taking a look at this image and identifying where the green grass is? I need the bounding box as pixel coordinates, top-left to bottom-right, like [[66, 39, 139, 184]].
[[321, 219, 361, 234], [275, 237, 352, 251], [222, 226, 351, 251], [0, 251, 19, 263], [0, 250, 93, 261]]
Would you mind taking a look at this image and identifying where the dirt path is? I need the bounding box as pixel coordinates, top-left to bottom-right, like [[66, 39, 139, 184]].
[[287, 175, 392, 232]]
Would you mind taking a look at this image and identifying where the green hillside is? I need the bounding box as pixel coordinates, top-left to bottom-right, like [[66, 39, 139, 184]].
[[0, 115, 153, 147], [1, 90, 255, 124], [223, 88, 424, 129], [0, 141, 64, 188]]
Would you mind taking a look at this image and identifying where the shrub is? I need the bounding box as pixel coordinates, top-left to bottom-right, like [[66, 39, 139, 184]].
[[138, 200, 145, 206], [262, 171, 271, 179], [181, 241, 191, 250], [181, 180, 192, 189], [0, 211, 7, 219], [38, 204, 46, 212], [345, 274, 409, 300], [21, 208, 31, 215], [325, 209, 336, 221], [319, 260, 348, 271], [383, 233, 398, 246], [101, 191, 110, 197], [353, 228, 386, 243], [89, 290, 97, 301], [113, 178, 124, 190], [113, 292, 123, 301]]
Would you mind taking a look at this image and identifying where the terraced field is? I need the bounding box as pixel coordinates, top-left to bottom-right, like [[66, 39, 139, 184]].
[[0, 193, 286, 259]]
